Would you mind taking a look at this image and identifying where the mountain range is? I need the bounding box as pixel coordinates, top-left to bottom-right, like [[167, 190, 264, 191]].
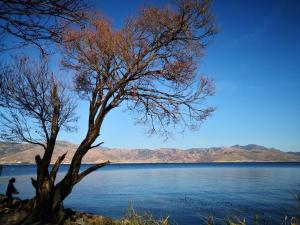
[[0, 141, 299, 164]]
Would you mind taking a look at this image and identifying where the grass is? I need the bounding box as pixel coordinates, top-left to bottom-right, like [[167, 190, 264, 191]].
[[203, 210, 299, 225], [64, 202, 299, 225], [204, 192, 300, 225], [120, 204, 169, 225], [63, 204, 170, 225]]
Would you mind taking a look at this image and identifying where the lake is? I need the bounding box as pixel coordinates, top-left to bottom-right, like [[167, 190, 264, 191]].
[[0, 163, 300, 225]]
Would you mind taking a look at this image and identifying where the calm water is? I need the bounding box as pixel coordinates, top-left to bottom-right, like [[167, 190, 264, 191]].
[[0, 163, 300, 225]]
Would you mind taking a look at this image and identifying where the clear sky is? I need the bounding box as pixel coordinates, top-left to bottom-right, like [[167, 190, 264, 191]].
[[2, 0, 300, 151], [58, 0, 300, 151]]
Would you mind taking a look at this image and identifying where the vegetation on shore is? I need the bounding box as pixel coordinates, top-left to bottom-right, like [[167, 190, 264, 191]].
[[205, 214, 299, 225]]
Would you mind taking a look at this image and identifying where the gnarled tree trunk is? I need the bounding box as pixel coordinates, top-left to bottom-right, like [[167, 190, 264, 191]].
[[25, 142, 107, 225]]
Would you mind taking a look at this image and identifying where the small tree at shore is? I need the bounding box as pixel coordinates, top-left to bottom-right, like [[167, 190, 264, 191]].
[[0, 57, 77, 222], [0, 0, 216, 224]]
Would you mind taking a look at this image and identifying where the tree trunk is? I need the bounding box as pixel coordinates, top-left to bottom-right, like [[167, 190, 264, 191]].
[[33, 179, 63, 222], [0, 181, 65, 225], [29, 152, 69, 223], [1, 125, 106, 224]]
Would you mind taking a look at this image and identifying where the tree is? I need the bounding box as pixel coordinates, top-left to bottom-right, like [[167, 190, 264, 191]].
[[0, 0, 87, 53], [0, 56, 77, 223], [0, 0, 216, 224], [56, 0, 215, 217]]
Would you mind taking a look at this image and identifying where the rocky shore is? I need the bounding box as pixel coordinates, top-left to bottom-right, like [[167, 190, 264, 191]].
[[0, 195, 169, 225], [0, 195, 117, 225]]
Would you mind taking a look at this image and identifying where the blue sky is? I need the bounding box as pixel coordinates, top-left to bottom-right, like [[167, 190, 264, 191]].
[[60, 0, 300, 151], [2, 0, 300, 151]]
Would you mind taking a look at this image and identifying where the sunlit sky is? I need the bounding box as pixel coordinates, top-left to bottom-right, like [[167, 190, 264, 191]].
[[3, 0, 300, 151]]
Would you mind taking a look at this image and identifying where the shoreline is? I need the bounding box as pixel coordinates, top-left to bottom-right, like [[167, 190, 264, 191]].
[[1, 194, 299, 225], [1, 161, 300, 166]]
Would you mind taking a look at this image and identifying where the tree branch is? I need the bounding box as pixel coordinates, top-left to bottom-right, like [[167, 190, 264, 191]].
[[90, 141, 104, 149], [75, 160, 110, 184], [50, 152, 67, 181], [0, 0, 88, 53], [31, 177, 37, 190]]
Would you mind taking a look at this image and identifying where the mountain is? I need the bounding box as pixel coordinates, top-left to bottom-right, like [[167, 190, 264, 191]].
[[0, 141, 299, 164]]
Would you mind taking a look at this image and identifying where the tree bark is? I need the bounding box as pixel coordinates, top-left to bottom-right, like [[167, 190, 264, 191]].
[[28, 84, 65, 222]]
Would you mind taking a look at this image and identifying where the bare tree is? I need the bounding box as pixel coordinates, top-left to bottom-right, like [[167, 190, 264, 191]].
[[0, 56, 77, 223], [55, 0, 215, 215], [0, 0, 87, 53]]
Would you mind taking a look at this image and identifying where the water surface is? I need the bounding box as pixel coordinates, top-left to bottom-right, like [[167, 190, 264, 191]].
[[0, 163, 299, 225]]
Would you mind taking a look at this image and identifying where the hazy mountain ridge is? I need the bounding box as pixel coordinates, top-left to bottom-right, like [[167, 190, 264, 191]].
[[0, 141, 299, 164]]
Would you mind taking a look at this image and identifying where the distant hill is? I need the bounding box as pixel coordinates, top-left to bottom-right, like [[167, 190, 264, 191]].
[[0, 141, 299, 164]]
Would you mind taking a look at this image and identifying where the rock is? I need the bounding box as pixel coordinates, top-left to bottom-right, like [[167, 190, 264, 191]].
[[0, 196, 118, 225]]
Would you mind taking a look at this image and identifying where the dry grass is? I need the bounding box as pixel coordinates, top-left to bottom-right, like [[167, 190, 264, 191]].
[[63, 204, 170, 225]]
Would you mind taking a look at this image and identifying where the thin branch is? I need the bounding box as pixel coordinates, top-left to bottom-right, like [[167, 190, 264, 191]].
[[50, 152, 67, 181], [90, 141, 104, 149], [75, 160, 110, 184], [31, 177, 37, 190]]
